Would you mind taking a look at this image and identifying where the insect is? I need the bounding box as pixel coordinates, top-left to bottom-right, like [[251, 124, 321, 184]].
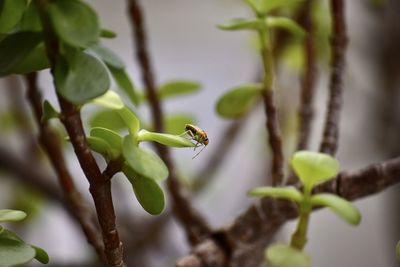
[[183, 124, 209, 159]]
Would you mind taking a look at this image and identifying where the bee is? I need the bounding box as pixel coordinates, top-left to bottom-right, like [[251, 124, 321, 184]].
[[184, 124, 209, 158]]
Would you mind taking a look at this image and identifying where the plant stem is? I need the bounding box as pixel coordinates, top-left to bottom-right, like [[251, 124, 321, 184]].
[[127, 0, 211, 245], [34, 1, 125, 266], [319, 0, 348, 155], [258, 16, 284, 186], [290, 211, 310, 250]]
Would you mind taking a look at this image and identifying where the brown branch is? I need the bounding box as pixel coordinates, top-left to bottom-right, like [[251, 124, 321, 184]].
[[127, 0, 211, 245], [296, 0, 317, 151], [319, 0, 348, 155], [176, 156, 400, 267], [34, 1, 125, 266], [24, 72, 105, 262]]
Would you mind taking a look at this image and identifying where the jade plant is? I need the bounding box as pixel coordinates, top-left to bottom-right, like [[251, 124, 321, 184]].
[[249, 151, 361, 267], [0, 209, 49, 267]]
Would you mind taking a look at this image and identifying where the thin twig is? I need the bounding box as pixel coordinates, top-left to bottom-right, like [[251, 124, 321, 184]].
[[319, 0, 348, 155], [296, 0, 317, 151], [258, 18, 284, 186], [177, 156, 400, 267], [127, 0, 211, 245], [24, 73, 106, 261], [34, 1, 125, 266]]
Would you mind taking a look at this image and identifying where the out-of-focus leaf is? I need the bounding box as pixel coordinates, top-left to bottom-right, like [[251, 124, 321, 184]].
[[218, 18, 262, 31], [87, 136, 112, 158], [266, 244, 310, 267], [122, 135, 168, 182], [0, 209, 26, 222], [117, 107, 140, 136], [0, 0, 27, 33], [10, 43, 50, 74], [266, 17, 305, 37], [158, 80, 201, 99], [54, 49, 110, 104], [41, 100, 59, 122], [89, 44, 124, 69], [0, 229, 36, 267], [248, 186, 302, 203], [92, 90, 124, 110], [164, 114, 195, 135], [291, 151, 339, 191], [216, 83, 262, 118], [311, 193, 361, 226], [19, 2, 41, 32], [32, 245, 49, 264], [48, 0, 99, 48], [123, 165, 165, 215], [0, 31, 42, 76], [89, 109, 126, 132], [258, 0, 303, 14], [108, 66, 140, 106], [100, 28, 117, 39]]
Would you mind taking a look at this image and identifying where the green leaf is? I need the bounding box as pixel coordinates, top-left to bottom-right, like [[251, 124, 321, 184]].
[[137, 129, 195, 148], [92, 90, 124, 110], [55, 49, 110, 104], [90, 127, 122, 160], [100, 28, 117, 39], [310, 193, 361, 226], [122, 135, 168, 182], [108, 65, 140, 106], [248, 187, 302, 203], [32, 245, 49, 264], [90, 109, 126, 132], [48, 0, 99, 48], [89, 44, 124, 69], [117, 107, 140, 136], [216, 83, 262, 118], [0, 229, 36, 267], [0, 31, 42, 76], [291, 151, 339, 190], [123, 165, 165, 215], [266, 244, 310, 267], [164, 114, 195, 135], [10, 43, 50, 74], [266, 17, 305, 37], [0, 0, 27, 33], [218, 18, 262, 31], [87, 136, 112, 158], [41, 100, 59, 122], [396, 240, 400, 261], [0, 209, 27, 222], [258, 0, 303, 14], [158, 80, 201, 99], [19, 2, 41, 32]]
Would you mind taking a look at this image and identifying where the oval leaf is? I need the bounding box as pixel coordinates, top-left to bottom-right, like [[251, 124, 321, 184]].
[[266, 17, 305, 37], [90, 109, 126, 132], [137, 129, 195, 148], [266, 244, 310, 267], [259, 0, 302, 14], [0, 209, 27, 222], [92, 90, 124, 110], [291, 151, 339, 190], [0, 229, 36, 267], [10, 43, 50, 74], [0, 31, 42, 76], [218, 18, 262, 31], [122, 135, 168, 182], [216, 83, 262, 118], [19, 2, 41, 32], [41, 100, 59, 122], [158, 80, 201, 99], [48, 0, 99, 48], [100, 28, 117, 39], [248, 186, 302, 203], [87, 136, 112, 159], [0, 0, 27, 33], [55, 49, 110, 104], [32, 245, 49, 264], [123, 166, 165, 215], [310, 193, 361, 226], [90, 127, 122, 159]]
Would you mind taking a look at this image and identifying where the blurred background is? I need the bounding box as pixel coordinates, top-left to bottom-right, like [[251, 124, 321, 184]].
[[0, 0, 399, 266]]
